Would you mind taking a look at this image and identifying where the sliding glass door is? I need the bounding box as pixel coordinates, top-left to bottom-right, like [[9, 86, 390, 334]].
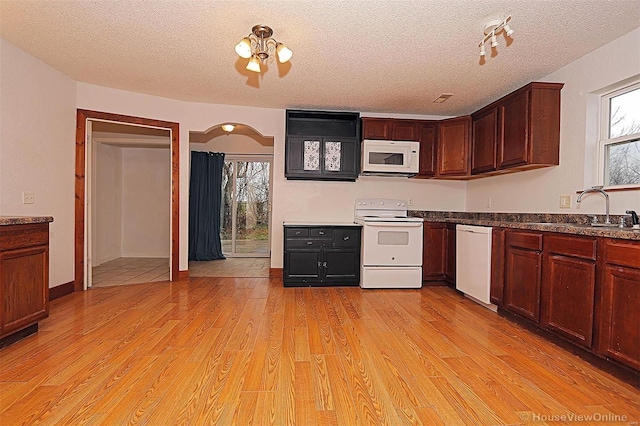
[[221, 156, 272, 257]]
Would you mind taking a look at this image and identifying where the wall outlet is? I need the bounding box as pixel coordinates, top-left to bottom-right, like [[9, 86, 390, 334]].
[[486, 197, 492, 208], [408, 198, 413, 206], [22, 191, 35, 204], [560, 195, 571, 209]]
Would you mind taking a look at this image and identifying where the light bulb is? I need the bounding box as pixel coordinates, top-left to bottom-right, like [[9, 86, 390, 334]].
[[246, 55, 261, 73], [490, 32, 498, 48], [235, 37, 252, 59], [276, 43, 293, 63], [221, 124, 235, 133], [503, 24, 514, 37], [479, 44, 486, 57]]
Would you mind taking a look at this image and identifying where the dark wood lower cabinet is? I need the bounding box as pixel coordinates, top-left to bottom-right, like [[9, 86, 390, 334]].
[[422, 222, 456, 286], [1, 222, 50, 342], [599, 240, 640, 371], [504, 230, 542, 323], [490, 228, 506, 305], [541, 235, 596, 348], [283, 225, 361, 287], [444, 223, 456, 286]]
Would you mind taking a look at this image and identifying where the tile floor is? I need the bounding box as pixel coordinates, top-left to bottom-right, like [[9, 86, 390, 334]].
[[92, 257, 170, 288], [91, 256, 270, 287], [189, 257, 270, 278]]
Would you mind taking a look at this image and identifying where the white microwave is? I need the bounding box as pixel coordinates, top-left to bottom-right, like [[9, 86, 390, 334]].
[[361, 140, 420, 176]]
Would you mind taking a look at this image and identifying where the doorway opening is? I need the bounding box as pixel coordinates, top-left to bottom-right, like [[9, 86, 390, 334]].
[[75, 110, 180, 292], [188, 123, 273, 278]]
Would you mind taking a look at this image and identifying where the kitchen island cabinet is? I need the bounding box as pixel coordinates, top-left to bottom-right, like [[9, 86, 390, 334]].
[[283, 224, 361, 287], [1, 218, 52, 345]]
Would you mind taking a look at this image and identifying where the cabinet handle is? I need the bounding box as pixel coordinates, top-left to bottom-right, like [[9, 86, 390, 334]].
[[343, 235, 350, 241], [318, 261, 323, 268], [318, 231, 325, 235], [306, 241, 313, 245], [295, 231, 301, 235], [323, 262, 327, 268]]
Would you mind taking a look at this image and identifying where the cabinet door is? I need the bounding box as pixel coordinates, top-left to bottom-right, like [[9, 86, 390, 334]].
[[323, 249, 360, 283], [499, 90, 529, 168], [392, 120, 419, 141], [362, 118, 391, 140], [422, 223, 446, 281], [490, 228, 506, 305], [284, 250, 321, 282], [285, 137, 322, 177], [600, 265, 640, 370], [541, 254, 596, 348], [324, 138, 358, 179], [418, 122, 437, 177], [504, 232, 542, 323], [445, 223, 456, 285], [471, 108, 498, 174], [1, 246, 49, 337], [437, 116, 471, 177]]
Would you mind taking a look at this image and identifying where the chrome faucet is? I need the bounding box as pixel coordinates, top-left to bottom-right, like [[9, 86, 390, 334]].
[[577, 186, 611, 225]]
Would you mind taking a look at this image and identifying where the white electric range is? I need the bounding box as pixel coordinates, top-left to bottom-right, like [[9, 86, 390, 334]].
[[354, 198, 424, 288]]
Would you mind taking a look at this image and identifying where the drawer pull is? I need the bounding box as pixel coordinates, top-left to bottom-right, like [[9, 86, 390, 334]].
[[306, 241, 313, 245], [295, 231, 301, 235], [318, 231, 325, 235], [343, 236, 350, 241]]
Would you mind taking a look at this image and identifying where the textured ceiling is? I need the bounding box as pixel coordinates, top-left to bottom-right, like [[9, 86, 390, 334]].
[[1, 0, 639, 116]]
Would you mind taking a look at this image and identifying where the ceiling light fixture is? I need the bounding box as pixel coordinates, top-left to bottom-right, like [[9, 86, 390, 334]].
[[235, 25, 292, 73], [221, 124, 235, 132], [479, 15, 514, 58]]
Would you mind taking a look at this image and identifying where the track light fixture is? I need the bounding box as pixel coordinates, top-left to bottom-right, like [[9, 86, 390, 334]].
[[235, 25, 292, 73], [479, 15, 514, 58]]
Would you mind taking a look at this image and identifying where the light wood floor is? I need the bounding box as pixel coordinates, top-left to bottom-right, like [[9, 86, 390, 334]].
[[1, 278, 638, 425]]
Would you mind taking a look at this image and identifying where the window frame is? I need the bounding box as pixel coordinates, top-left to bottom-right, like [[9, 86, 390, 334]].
[[597, 80, 640, 189]]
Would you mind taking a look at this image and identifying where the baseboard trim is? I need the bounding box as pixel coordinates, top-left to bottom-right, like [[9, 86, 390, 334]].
[[269, 268, 283, 278], [178, 270, 190, 280], [49, 281, 75, 301]]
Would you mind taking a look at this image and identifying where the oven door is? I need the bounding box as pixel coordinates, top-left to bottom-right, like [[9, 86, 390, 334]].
[[361, 221, 423, 267]]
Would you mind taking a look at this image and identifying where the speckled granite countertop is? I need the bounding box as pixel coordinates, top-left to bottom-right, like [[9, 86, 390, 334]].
[[409, 211, 640, 241], [0, 216, 54, 226]]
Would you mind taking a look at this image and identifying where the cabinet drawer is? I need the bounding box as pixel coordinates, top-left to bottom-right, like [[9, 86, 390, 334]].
[[285, 228, 309, 238], [0, 223, 49, 251], [546, 235, 596, 260], [333, 228, 360, 247], [604, 239, 640, 269], [285, 239, 327, 249], [507, 231, 542, 251], [310, 228, 332, 238]]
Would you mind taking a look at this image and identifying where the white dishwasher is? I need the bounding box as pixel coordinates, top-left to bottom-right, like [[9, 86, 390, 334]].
[[456, 224, 496, 310]]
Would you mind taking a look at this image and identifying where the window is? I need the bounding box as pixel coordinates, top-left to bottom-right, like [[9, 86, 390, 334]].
[[599, 82, 640, 187]]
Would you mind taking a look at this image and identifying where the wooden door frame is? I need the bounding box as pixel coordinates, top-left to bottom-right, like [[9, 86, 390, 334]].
[[75, 109, 180, 291]]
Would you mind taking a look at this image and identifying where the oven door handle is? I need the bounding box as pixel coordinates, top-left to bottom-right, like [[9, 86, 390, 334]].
[[365, 222, 423, 228]]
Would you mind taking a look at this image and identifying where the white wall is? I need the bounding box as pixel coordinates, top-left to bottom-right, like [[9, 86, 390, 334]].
[[466, 28, 640, 215], [94, 143, 122, 265], [121, 147, 171, 258], [190, 134, 274, 155], [0, 39, 76, 288]]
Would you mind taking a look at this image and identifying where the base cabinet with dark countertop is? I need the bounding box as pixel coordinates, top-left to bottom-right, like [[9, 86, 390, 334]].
[[0, 218, 52, 345], [504, 230, 543, 323], [422, 222, 455, 287], [283, 224, 361, 287]]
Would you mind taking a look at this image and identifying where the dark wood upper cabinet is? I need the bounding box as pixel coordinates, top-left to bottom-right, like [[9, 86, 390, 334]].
[[541, 235, 597, 348], [497, 82, 563, 170], [361, 118, 419, 141], [436, 116, 471, 177], [361, 118, 391, 140], [391, 120, 419, 141], [418, 122, 437, 177], [471, 107, 499, 174]]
